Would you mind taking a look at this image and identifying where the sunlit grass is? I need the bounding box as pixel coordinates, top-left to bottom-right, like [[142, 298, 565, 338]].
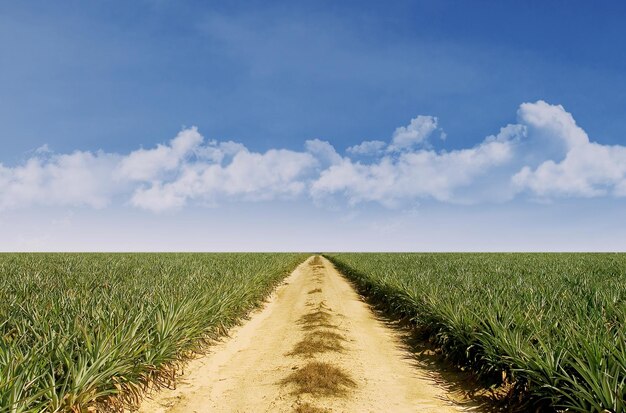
[[0, 253, 306, 412], [326, 253, 626, 412]]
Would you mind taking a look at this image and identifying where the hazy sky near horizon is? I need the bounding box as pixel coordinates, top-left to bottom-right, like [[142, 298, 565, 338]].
[[1, 1, 626, 251]]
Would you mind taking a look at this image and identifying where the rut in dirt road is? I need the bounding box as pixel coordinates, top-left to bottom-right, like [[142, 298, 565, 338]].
[[137, 256, 467, 413]]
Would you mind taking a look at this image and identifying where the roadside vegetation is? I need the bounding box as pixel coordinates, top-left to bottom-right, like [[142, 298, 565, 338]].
[[0, 253, 305, 412], [282, 361, 356, 397], [326, 253, 626, 412]]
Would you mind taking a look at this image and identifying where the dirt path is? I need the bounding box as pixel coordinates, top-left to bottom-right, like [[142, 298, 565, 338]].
[[136, 256, 466, 413]]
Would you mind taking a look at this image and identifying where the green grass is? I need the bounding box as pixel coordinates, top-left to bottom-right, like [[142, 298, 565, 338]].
[[325, 253, 626, 412], [0, 253, 306, 412]]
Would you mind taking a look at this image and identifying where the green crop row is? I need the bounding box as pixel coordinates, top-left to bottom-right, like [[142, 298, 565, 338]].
[[0, 253, 306, 412], [325, 253, 626, 412]]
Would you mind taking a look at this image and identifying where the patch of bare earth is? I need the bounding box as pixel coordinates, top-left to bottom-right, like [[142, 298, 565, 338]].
[[135, 256, 472, 412]]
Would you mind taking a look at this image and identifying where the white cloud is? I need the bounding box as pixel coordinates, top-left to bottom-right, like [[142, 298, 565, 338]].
[[305, 139, 342, 167], [518, 100, 588, 152], [1, 101, 625, 213], [35, 144, 52, 154], [312, 101, 626, 205], [388, 115, 438, 151], [196, 140, 247, 164], [346, 140, 386, 156], [117, 127, 204, 181], [0, 128, 322, 213], [130, 148, 318, 212], [312, 135, 514, 206], [0, 151, 120, 210], [513, 142, 626, 198], [200, 149, 316, 198], [512, 101, 626, 198], [129, 182, 188, 212], [312, 120, 525, 206]]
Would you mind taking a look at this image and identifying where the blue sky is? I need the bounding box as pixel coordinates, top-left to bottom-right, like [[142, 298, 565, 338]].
[[1, 1, 626, 251]]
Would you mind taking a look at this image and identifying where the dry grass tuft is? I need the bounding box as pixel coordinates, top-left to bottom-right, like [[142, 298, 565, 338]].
[[308, 288, 322, 294], [299, 310, 332, 325], [301, 322, 339, 331], [315, 330, 344, 341], [293, 402, 331, 413], [299, 304, 340, 330], [288, 332, 345, 356], [282, 361, 356, 396]]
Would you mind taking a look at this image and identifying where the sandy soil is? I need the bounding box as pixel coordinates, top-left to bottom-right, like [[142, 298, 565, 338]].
[[136, 256, 466, 413]]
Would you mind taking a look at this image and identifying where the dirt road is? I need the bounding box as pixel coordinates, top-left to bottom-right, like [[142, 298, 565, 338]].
[[137, 256, 465, 412]]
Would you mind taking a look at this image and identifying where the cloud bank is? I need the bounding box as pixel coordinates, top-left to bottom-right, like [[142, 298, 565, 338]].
[[1, 100, 625, 212]]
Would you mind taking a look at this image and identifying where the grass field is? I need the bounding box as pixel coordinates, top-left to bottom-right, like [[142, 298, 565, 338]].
[[0, 253, 305, 412], [326, 253, 626, 412], [3, 253, 626, 412]]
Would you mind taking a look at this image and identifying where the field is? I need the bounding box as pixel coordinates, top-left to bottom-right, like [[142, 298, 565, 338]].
[[326, 253, 626, 412], [2, 253, 626, 412], [0, 253, 305, 412]]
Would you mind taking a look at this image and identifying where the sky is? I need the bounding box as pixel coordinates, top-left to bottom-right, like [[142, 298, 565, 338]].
[[1, 1, 626, 251]]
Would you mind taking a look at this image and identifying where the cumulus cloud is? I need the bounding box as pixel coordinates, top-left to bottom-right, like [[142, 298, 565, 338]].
[[513, 142, 626, 198], [388, 115, 438, 151], [518, 100, 588, 152], [312, 102, 626, 205], [312, 131, 514, 206], [35, 144, 52, 154], [304, 139, 342, 167], [196, 140, 247, 164], [129, 181, 187, 212], [1, 100, 625, 213], [0, 151, 120, 210], [117, 127, 203, 181], [311, 116, 526, 205], [512, 101, 626, 198], [130, 148, 318, 212], [0, 129, 319, 213], [346, 140, 386, 156]]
